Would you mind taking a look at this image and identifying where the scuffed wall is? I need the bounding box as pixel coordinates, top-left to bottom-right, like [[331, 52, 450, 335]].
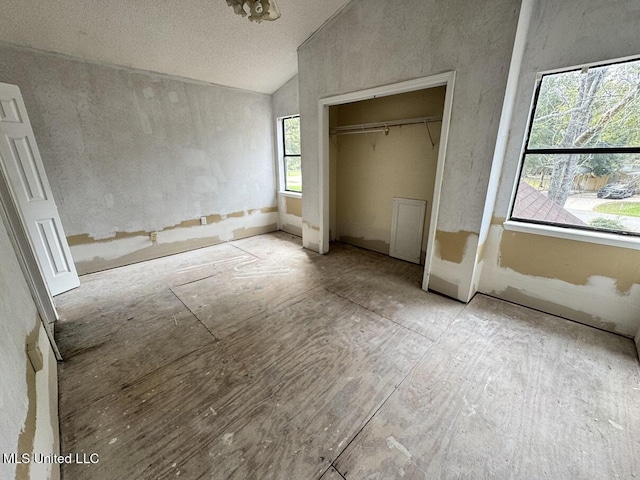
[[333, 88, 445, 259], [0, 44, 277, 274], [297, 0, 521, 301], [272, 75, 302, 236], [0, 216, 59, 480], [482, 0, 640, 336]]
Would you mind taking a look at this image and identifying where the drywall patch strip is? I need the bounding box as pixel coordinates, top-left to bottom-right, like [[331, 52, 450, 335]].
[[428, 231, 479, 302], [498, 229, 640, 295], [71, 210, 278, 274], [434, 230, 476, 265], [67, 207, 278, 245], [479, 224, 640, 337]]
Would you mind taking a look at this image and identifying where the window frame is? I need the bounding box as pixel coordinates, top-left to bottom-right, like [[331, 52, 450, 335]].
[[506, 55, 640, 250], [279, 115, 302, 194]]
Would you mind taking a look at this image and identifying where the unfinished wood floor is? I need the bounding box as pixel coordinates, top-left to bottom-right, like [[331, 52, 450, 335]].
[[55, 232, 640, 480]]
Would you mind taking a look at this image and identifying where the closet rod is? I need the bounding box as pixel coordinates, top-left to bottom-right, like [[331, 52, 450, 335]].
[[330, 115, 442, 136]]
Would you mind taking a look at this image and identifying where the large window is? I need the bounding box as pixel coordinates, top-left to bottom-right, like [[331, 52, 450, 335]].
[[282, 116, 301, 193], [511, 58, 640, 236]]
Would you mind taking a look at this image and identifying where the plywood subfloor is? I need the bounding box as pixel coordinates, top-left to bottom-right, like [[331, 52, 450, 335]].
[[55, 232, 640, 479]]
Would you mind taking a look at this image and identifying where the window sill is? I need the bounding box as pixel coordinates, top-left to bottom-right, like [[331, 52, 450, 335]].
[[278, 191, 302, 199], [503, 220, 640, 251]]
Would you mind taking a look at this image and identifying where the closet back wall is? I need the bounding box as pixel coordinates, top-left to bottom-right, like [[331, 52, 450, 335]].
[[332, 88, 445, 261], [0, 44, 276, 274]]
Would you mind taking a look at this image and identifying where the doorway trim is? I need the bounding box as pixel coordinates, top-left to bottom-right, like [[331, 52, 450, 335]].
[[317, 71, 456, 291]]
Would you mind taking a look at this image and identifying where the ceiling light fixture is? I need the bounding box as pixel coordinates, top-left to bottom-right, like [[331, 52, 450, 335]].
[[226, 0, 281, 23]]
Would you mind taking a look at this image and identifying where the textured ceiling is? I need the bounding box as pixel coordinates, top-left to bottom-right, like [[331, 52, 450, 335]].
[[0, 0, 352, 94]]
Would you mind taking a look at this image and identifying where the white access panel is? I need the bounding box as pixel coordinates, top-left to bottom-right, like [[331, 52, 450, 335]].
[[0, 83, 79, 296], [390, 197, 427, 264]]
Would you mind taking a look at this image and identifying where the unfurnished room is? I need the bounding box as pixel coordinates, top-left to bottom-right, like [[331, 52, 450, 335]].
[[1, 1, 639, 479]]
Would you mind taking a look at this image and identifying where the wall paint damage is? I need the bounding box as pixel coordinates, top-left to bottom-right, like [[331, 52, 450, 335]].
[[277, 194, 302, 237], [430, 231, 479, 301], [435, 230, 476, 265], [499, 231, 640, 296], [480, 223, 640, 337], [0, 43, 277, 272], [298, 0, 521, 302], [0, 215, 59, 480], [69, 209, 278, 274], [482, 0, 640, 337]]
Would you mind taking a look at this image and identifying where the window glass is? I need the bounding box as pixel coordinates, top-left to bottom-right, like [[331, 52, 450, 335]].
[[511, 58, 640, 236], [282, 116, 301, 192], [528, 64, 640, 150], [283, 116, 301, 155]]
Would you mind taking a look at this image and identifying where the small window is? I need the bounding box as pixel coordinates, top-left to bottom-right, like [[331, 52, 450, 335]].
[[282, 116, 301, 193], [510, 58, 640, 236]]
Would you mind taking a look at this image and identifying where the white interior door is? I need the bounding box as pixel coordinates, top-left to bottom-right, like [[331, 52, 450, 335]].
[[0, 83, 79, 296], [390, 197, 427, 264]]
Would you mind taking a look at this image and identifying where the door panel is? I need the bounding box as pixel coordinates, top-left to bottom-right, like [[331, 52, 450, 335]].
[[0, 83, 79, 296], [10, 136, 47, 200], [0, 97, 22, 123], [390, 197, 427, 264]]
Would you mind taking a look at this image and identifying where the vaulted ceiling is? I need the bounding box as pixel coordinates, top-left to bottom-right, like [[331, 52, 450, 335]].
[[0, 0, 352, 94]]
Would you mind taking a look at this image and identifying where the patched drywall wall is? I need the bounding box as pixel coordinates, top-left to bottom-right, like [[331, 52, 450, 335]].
[[298, 0, 521, 301], [429, 231, 479, 300], [277, 194, 302, 237], [69, 208, 278, 274], [0, 216, 59, 480], [0, 44, 277, 273], [482, 0, 640, 336], [272, 75, 303, 237], [480, 222, 640, 337], [333, 89, 444, 259]]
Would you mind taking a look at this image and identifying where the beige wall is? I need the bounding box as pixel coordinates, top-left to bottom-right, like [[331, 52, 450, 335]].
[[332, 88, 445, 260], [0, 216, 60, 480], [481, 220, 640, 337]]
